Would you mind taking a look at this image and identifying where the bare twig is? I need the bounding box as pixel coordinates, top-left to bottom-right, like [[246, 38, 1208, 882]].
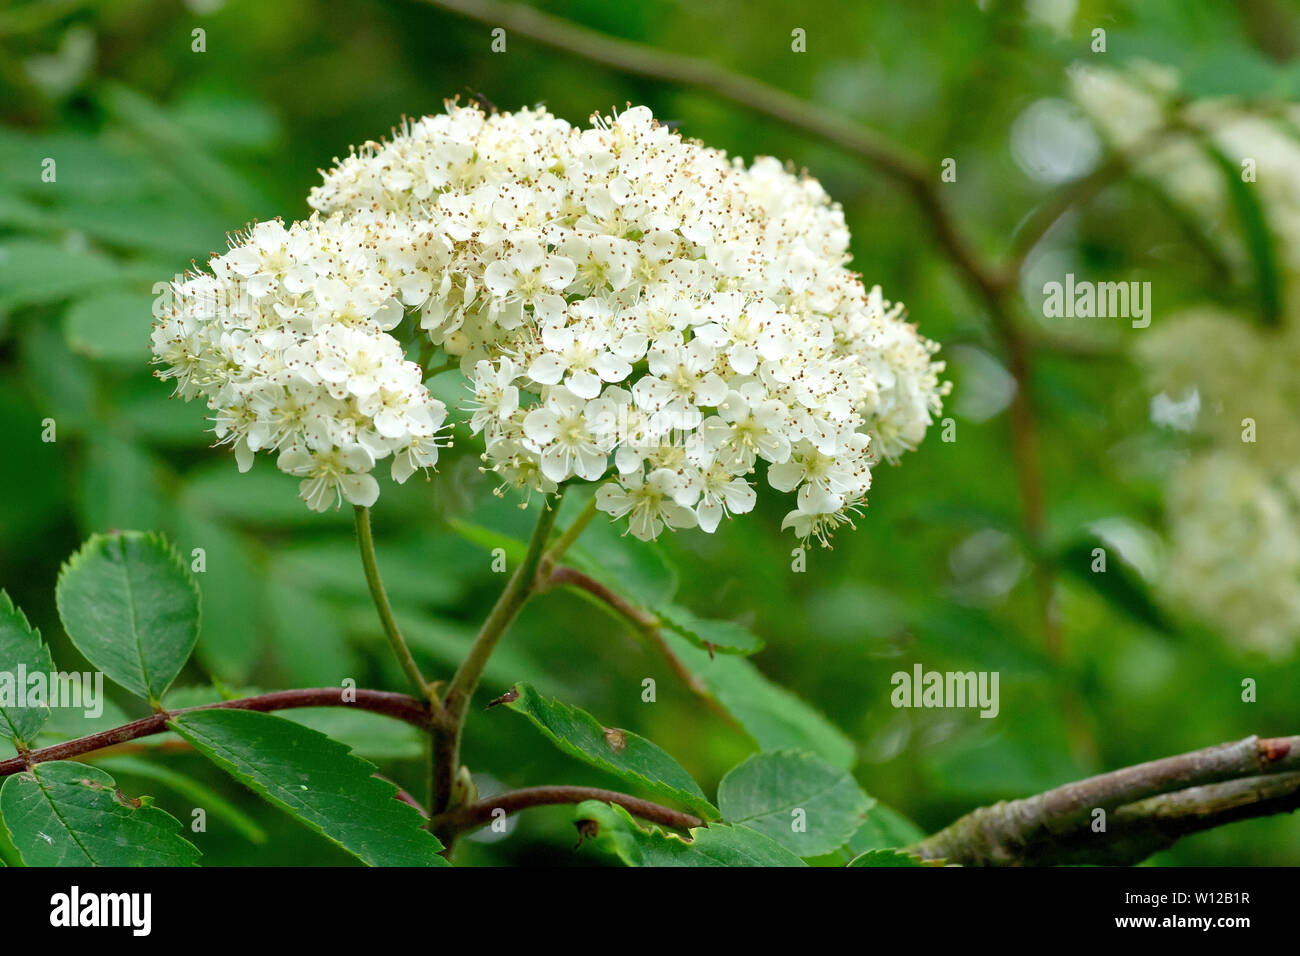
[[910, 735, 1300, 865], [545, 564, 659, 630]]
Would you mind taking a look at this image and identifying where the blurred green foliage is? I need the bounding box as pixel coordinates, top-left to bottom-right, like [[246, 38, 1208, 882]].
[[1, 0, 1297, 866]]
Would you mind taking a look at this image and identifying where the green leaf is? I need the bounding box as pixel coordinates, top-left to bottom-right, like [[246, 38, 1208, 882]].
[[117, 383, 212, 446], [1204, 141, 1282, 326], [91, 755, 267, 844], [56, 532, 200, 702], [501, 683, 717, 819], [847, 803, 928, 853], [386, 611, 572, 699], [1057, 536, 1173, 635], [170, 91, 283, 154], [0, 238, 127, 311], [281, 708, 424, 761], [575, 800, 804, 867], [0, 591, 54, 745], [77, 437, 169, 535], [176, 516, 264, 683], [446, 518, 528, 565], [659, 630, 857, 769], [0, 380, 67, 542], [657, 604, 763, 656], [101, 83, 271, 217], [181, 461, 352, 528], [718, 750, 871, 856], [274, 536, 465, 608], [847, 848, 935, 867], [63, 290, 156, 363], [35, 696, 134, 745], [168, 709, 447, 866], [451, 499, 678, 608], [267, 577, 356, 687], [0, 761, 200, 866], [0, 128, 144, 201]]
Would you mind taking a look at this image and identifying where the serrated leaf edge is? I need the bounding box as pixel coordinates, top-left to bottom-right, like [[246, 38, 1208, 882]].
[[505, 682, 719, 819], [167, 710, 447, 866], [0, 588, 54, 746], [55, 531, 201, 702]]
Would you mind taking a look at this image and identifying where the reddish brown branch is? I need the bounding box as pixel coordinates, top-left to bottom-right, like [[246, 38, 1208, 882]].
[[547, 565, 736, 723], [0, 688, 431, 778], [546, 565, 658, 629], [431, 785, 703, 835]]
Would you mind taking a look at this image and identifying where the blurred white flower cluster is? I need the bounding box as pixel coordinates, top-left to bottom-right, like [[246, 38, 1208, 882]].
[[1071, 63, 1300, 291], [1071, 63, 1300, 653], [155, 104, 947, 540], [1141, 309, 1300, 655]]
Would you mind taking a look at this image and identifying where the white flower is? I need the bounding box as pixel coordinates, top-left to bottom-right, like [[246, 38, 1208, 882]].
[[315, 326, 405, 399], [696, 464, 757, 533], [633, 339, 728, 430], [699, 389, 791, 472], [527, 323, 632, 399], [521, 387, 617, 482], [467, 358, 521, 436], [158, 102, 947, 536], [278, 444, 380, 512], [483, 241, 576, 320], [152, 215, 448, 512], [768, 436, 871, 501], [595, 469, 700, 541], [782, 485, 864, 549]]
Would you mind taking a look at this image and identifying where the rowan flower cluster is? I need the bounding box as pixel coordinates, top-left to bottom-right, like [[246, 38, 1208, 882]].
[[150, 217, 449, 511], [154, 103, 947, 542]]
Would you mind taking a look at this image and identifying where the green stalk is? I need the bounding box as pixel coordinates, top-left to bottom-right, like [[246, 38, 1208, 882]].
[[353, 505, 433, 702], [431, 490, 566, 831]]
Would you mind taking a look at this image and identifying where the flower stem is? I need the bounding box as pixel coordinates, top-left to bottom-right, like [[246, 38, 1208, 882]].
[[431, 490, 566, 830], [423, 358, 459, 378], [542, 495, 599, 569], [353, 505, 434, 703]]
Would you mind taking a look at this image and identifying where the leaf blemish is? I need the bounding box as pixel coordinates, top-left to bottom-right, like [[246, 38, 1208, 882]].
[[488, 686, 520, 709], [574, 818, 599, 847]]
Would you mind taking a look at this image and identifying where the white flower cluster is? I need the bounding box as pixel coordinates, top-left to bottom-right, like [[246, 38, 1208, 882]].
[[155, 103, 947, 540], [151, 217, 449, 511], [1163, 451, 1300, 656]]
